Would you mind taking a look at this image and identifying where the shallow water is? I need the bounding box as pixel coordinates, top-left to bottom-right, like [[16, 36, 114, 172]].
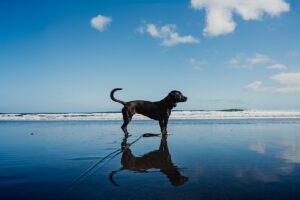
[[1, 119, 300, 200]]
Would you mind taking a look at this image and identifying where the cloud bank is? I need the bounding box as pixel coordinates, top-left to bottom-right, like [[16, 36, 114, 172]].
[[191, 0, 290, 36]]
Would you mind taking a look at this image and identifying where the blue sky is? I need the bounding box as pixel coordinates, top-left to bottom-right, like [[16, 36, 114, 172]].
[[0, 0, 300, 113]]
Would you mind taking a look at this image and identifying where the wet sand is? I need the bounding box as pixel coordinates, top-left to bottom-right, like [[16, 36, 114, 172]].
[[1, 119, 300, 199]]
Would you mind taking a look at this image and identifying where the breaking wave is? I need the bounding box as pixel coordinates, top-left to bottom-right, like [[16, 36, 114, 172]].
[[1, 110, 300, 121]]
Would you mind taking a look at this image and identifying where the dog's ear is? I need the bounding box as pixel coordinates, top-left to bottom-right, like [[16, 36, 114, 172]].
[[169, 91, 177, 97]]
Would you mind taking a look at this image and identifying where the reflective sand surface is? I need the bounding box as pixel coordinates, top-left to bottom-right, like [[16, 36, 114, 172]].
[[1, 119, 300, 199]]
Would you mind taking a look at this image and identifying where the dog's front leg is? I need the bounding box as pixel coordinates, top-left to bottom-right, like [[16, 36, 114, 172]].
[[159, 120, 164, 134], [159, 119, 168, 135], [164, 118, 169, 134]]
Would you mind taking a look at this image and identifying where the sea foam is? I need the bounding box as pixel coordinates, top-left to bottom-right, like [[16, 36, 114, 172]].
[[1, 110, 300, 121]]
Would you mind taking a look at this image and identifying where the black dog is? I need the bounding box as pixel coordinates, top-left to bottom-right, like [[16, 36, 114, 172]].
[[109, 135, 188, 186], [110, 88, 187, 135]]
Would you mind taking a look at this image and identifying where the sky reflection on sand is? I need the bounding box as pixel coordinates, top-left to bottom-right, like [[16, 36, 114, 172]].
[[1, 120, 300, 199]]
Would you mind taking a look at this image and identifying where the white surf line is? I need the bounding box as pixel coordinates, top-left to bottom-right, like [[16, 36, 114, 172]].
[[2, 111, 300, 120]]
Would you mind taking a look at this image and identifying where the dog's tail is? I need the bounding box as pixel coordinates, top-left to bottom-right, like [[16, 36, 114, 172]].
[[110, 88, 125, 105]]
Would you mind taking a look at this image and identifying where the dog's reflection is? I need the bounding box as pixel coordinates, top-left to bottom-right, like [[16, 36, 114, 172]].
[[109, 135, 188, 186]]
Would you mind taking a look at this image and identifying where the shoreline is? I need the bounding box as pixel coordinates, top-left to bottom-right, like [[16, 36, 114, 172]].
[[1, 110, 300, 121]]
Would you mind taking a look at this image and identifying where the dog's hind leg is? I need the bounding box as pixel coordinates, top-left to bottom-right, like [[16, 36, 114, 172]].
[[121, 108, 132, 135]]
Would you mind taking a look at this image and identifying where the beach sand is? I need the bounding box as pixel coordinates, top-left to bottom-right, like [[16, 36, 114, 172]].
[[1, 119, 300, 199]]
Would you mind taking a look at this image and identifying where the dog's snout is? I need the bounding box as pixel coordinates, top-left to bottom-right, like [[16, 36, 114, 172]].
[[182, 96, 187, 102]]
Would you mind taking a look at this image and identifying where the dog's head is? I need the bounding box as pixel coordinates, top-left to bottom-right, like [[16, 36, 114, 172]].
[[168, 90, 187, 107]]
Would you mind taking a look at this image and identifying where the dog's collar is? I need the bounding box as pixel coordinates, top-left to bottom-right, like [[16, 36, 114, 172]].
[[162, 96, 176, 109]]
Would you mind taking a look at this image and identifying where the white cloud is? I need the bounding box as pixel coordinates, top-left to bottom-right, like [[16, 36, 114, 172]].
[[267, 64, 287, 70], [246, 81, 268, 92], [90, 15, 112, 32], [203, 7, 235, 36], [271, 72, 300, 85], [230, 53, 272, 68], [191, 0, 290, 36], [140, 23, 199, 46], [247, 54, 271, 65], [230, 54, 288, 71], [229, 58, 239, 65], [147, 24, 161, 37], [246, 71, 300, 93], [188, 58, 205, 70], [286, 51, 300, 57]]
